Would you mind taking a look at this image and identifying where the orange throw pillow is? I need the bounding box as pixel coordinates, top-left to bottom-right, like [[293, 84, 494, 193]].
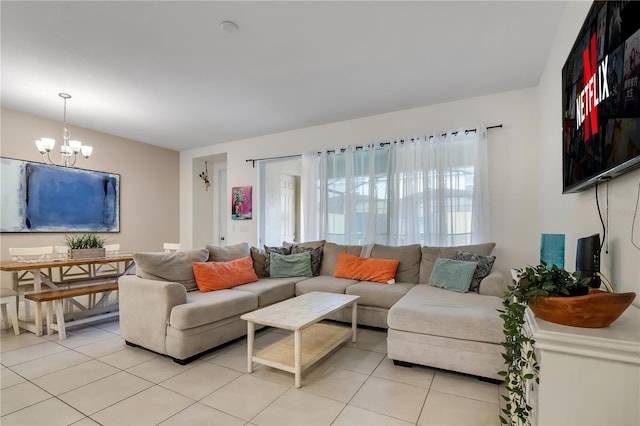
[[193, 256, 258, 292], [333, 252, 399, 284]]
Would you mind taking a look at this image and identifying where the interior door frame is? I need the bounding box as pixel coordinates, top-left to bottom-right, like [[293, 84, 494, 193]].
[[216, 167, 227, 246]]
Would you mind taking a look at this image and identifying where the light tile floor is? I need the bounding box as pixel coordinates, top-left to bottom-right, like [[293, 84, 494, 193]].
[[1, 320, 502, 425]]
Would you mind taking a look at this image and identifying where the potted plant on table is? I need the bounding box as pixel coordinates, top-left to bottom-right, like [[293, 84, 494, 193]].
[[499, 262, 589, 425], [65, 233, 107, 259]]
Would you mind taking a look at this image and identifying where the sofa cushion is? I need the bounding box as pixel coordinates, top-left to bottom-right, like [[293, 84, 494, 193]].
[[193, 256, 258, 292], [334, 253, 399, 284], [388, 285, 503, 344], [134, 249, 209, 292], [454, 250, 496, 292], [207, 242, 250, 262], [269, 252, 313, 278], [370, 244, 422, 284], [251, 246, 267, 278], [232, 278, 296, 307], [319, 242, 364, 276], [295, 276, 359, 296], [419, 243, 496, 284], [478, 271, 506, 297], [346, 282, 415, 309], [169, 289, 258, 330]]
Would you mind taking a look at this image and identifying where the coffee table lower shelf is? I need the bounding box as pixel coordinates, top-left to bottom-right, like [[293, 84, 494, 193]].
[[252, 322, 351, 378]]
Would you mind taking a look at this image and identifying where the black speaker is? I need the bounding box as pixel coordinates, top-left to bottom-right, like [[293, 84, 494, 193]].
[[576, 234, 601, 288]]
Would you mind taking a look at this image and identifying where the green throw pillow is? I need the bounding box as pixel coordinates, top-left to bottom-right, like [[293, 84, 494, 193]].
[[429, 258, 478, 293], [269, 252, 313, 278]]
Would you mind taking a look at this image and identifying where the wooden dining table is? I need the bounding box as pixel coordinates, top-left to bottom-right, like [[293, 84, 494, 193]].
[[0, 254, 135, 335]]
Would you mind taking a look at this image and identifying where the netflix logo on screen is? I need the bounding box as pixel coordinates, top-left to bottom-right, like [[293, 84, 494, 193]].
[[575, 33, 610, 139], [562, 1, 640, 193]]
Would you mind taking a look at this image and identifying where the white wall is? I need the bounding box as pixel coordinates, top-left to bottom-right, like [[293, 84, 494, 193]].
[[192, 156, 214, 249], [191, 154, 226, 248], [537, 1, 640, 303], [181, 87, 542, 286]]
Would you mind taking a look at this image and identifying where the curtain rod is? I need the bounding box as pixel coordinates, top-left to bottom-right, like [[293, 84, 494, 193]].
[[246, 124, 503, 167], [245, 154, 302, 168]]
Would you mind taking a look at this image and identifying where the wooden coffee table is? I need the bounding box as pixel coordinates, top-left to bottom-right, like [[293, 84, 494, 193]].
[[240, 291, 359, 388]]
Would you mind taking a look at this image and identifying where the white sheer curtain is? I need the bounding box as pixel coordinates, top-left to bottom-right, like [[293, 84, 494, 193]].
[[302, 127, 490, 246], [301, 151, 327, 242], [471, 128, 491, 243]]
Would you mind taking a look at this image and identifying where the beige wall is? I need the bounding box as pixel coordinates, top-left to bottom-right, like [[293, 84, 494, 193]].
[[538, 1, 640, 303], [0, 108, 180, 275]]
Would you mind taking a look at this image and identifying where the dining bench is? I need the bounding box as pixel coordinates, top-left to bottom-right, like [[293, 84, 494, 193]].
[[25, 282, 119, 339]]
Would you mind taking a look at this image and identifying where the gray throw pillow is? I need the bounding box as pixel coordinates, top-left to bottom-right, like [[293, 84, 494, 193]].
[[282, 240, 326, 249], [134, 249, 209, 291], [206, 242, 250, 262], [429, 258, 478, 293], [290, 245, 323, 276], [454, 250, 496, 292], [264, 246, 291, 277]]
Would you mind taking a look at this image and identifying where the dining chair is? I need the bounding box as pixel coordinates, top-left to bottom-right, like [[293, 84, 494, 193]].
[[104, 243, 120, 256], [163, 243, 181, 253], [54, 245, 69, 259], [9, 246, 54, 321], [0, 287, 20, 335], [9, 246, 53, 262]]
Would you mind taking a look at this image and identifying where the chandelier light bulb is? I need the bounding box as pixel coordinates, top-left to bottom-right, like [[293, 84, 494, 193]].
[[35, 139, 47, 154], [41, 138, 55, 152], [80, 145, 93, 158], [69, 140, 82, 153], [35, 93, 94, 167]]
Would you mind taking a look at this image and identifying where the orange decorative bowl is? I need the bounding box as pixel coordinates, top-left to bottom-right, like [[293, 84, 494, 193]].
[[528, 289, 636, 328]]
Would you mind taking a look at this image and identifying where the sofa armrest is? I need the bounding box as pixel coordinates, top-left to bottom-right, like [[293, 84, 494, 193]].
[[478, 270, 506, 298], [118, 275, 187, 354]]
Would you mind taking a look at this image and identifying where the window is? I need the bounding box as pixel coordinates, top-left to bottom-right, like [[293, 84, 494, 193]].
[[302, 130, 489, 246]]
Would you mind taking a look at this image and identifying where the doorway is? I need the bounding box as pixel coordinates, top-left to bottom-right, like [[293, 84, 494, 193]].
[[280, 173, 296, 243], [259, 158, 302, 247]]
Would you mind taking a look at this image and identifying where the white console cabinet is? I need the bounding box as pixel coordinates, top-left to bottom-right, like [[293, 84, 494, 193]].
[[524, 304, 640, 425]]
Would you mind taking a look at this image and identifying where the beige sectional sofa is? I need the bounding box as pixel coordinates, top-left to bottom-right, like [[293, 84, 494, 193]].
[[119, 241, 506, 379]]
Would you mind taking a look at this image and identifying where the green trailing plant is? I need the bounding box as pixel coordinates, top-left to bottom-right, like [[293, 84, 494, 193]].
[[498, 262, 589, 425], [64, 233, 106, 249]]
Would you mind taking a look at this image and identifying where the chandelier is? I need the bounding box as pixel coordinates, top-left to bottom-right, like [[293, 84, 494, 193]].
[[35, 93, 93, 167]]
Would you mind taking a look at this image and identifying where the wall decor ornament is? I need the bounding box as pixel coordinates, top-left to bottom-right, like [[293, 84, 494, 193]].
[[1, 157, 120, 233], [199, 161, 211, 191], [231, 186, 252, 220]]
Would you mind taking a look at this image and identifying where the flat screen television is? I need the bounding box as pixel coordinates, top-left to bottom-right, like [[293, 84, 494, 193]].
[[562, 1, 640, 193]]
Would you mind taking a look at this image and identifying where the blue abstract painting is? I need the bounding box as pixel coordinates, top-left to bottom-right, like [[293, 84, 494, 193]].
[[1, 157, 120, 232]]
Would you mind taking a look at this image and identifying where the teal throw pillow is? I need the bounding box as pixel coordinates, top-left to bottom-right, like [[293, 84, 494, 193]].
[[269, 252, 313, 278], [429, 258, 478, 293]]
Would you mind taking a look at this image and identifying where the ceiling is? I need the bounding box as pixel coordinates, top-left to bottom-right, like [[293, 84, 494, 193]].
[[1, 1, 567, 151]]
